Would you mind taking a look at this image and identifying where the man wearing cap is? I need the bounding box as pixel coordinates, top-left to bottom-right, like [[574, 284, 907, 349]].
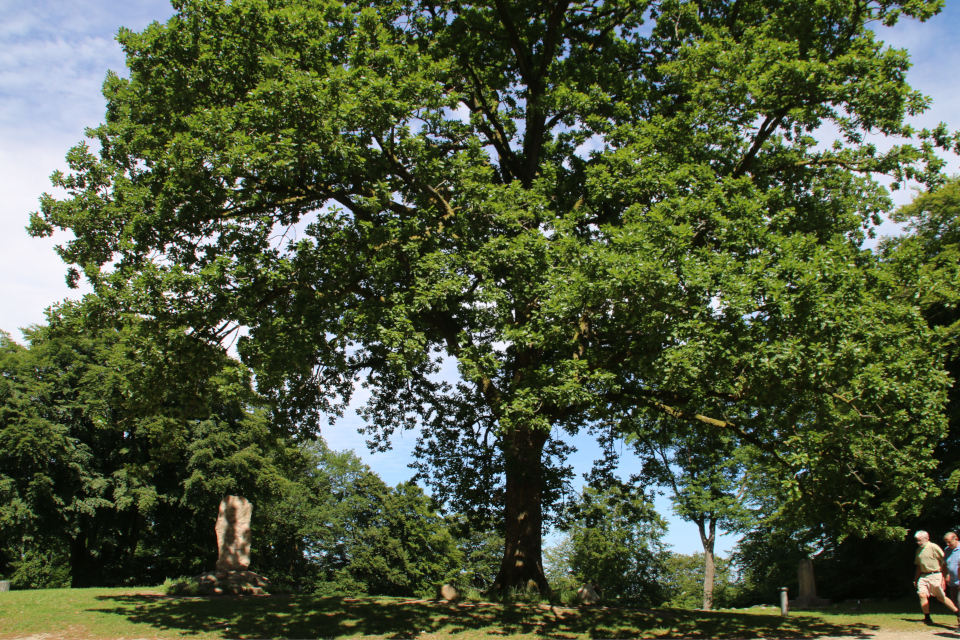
[[915, 530, 960, 627]]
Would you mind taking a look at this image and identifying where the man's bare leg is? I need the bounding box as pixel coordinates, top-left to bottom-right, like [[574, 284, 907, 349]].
[[938, 594, 960, 614]]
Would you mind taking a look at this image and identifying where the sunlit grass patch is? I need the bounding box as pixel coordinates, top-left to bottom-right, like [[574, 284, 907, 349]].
[[0, 587, 925, 639]]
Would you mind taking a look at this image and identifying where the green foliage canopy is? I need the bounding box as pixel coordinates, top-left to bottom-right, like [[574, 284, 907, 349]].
[[261, 441, 463, 597], [0, 301, 289, 587], [633, 425, 753, 609], [732, 179, 960, 605], [0, 305, 464, 595], [30, 0, 958, 587], [564, 485, 667, 603], [660, 552, 739, 609]]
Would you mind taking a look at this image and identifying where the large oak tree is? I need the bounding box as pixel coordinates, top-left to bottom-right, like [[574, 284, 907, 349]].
[[32, 0, 957, 590]]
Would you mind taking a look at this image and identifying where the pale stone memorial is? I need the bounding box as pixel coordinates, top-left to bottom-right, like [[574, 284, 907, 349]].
[[576, 583, 601, 605], [191, 495, 270, 595], [439, 584, 459, 601], [790, 558, 830, 608], [215, 495, 253, 571]]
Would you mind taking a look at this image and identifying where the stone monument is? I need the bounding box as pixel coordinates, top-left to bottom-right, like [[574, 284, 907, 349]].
[[215, 495, 253, 570], [191, 495, 271, 595], [789, 558, 830, 608], [576, 583, 601, 605], [439, 584, 459, 601]]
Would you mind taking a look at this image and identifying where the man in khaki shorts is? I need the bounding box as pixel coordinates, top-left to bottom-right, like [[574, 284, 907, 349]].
[[914, 530, 960, 627]]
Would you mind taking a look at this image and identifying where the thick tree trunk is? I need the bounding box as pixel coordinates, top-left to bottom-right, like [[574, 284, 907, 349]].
[[698, 518, 716, 611], [493, 424, 550, 593]]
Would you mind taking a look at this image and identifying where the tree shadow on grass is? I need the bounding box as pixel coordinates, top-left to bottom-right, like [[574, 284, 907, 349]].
[[801, 597, 960, 630], [90, 594, 880, 639]]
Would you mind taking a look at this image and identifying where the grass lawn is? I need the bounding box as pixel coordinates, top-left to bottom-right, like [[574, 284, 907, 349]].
[[0, 588, 942, 639]]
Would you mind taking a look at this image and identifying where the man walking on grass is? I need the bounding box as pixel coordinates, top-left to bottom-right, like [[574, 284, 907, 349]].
[[914, 530, 960, 628], [943, 532, 960, 609]]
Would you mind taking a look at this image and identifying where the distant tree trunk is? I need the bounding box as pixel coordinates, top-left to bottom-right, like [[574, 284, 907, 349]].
[[493, 424, 550, 593], [698, 517, 716, 611], [71, 533, 96, 588]]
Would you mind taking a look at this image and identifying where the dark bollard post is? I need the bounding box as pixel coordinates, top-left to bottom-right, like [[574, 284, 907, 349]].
[[780, 587, 789, 616]]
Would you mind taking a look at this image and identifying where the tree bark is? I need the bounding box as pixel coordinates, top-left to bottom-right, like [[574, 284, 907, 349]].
[[698, 517, 716, 611], [493, 424, 550, 593]]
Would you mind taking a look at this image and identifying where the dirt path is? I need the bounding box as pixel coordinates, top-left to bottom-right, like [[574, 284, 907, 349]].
[[791, 632, 959, 640]]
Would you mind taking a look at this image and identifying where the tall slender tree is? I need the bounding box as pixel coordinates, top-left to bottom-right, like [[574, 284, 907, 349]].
[[634, 426, 752, 610], [31, 0, 957, 590]]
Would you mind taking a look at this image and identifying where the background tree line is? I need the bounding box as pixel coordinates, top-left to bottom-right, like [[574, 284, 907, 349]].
[[0, 298, 720, 606], [0, 298, 735, 605], [0, 301, 743, 606], [0, 302, 486, 596]]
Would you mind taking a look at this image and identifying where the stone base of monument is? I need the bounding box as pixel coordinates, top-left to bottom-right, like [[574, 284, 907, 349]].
[[194, 570, 271, 596]]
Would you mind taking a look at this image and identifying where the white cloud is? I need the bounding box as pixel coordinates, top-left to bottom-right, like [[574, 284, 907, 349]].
[[0, 117, 94, 337], [0, 0, 173, 337], [878, 5, 960, 185], [0, 37, 119, 138]]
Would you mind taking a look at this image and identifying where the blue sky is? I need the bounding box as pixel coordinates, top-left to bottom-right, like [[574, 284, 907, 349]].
[[2, 0, 959, 557]]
